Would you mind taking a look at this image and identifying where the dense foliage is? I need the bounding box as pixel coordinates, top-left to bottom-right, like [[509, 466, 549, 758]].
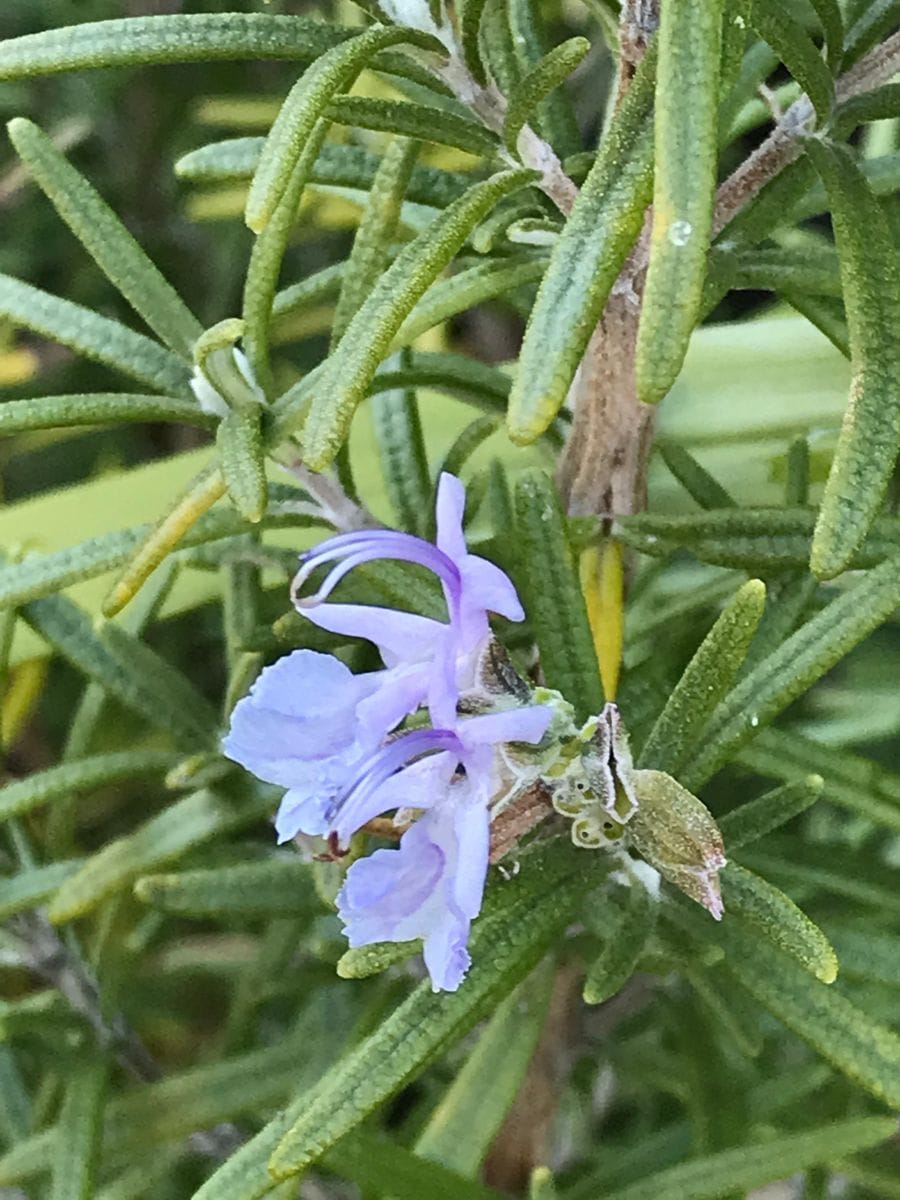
[[0, 1, 899, 1197]]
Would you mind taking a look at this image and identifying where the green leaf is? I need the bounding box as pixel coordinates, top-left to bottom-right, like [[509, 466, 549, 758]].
[[507, 43, 656, 444], [740, 0, 834, 122], [508, 0, 582, 155], [329, 96, 498, 158], [332, 137, 420, 346], [739, 844, 900, 915], [0, 14, 349, 78], [617, 506, 900, 572], [513, 470, 603, 723], [415, 965, 554, 1176], [0, 1019, 335, 1187], [177, 138, 468, 210], [723, 862, 838, 983], [635, 0, 724, 405], [242, 119, 331, 393], [0, 750, 177, 824], [267, 841, 591, 1180], [807, 0, 844, 70], [245, 26, 439, 233], [722, 921, 900, 1108], [301, 168, 537, 468], [782, 290, 849, 358], [7, 118, 202, 359], [336, 939, 421, 979], [658, 443, 736, 509], [216, 405, 268, 524], [583, 882, 655, 1005], [600, 1118, 895, 1200], [371, 380, 431, 537], [804, 140, 900, 579], [842, 0, 900, 68], [825, 925, 900, 987], [394, 256, 548, 349], [50, 1059, 108, 1200], [433, 415, 498, 487], [717, 775, 823, 849], [134, 857, 315, 917], [638, 579, 766, 775], [0, 274, 191, 394], [740, 728, 900, 834], [0, 393, 214, 436], [681, 554, 900, 789], [503, 38, 590, 156], [459, 0, 490, 85], [21, 594, 218, 749], [272, 262, 345, 322], [0, 859, 85, 920], [325, 1132, 502, 1200], [47, 789, 264, 923]]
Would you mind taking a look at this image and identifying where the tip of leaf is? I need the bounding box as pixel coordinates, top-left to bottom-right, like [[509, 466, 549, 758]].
[[805, 773, 825, 793], [506, 413, 544, 447], [101, 584, 131, 618], [816, 951, 839, 986], [6, 116, 31, 142], [244, 202, 268, 235], [809, 525, 853, 581]]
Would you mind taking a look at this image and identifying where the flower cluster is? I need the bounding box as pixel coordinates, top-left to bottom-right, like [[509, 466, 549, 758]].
[[224, 474, 552, 991]]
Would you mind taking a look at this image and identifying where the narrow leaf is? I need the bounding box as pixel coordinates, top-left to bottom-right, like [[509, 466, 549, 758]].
[[740, 728, 900, 834], [507, 44, 656, 443], [0, 750, 177, 824], [134, 857, 315, 917], [583, 883, 654, 1005], [50, 1059, 108, 1200], [717, 775, 823, 849], [0, 859, 85, 920], [636, 0, 724, 404], [0, 274, 190, 394], [805, 140, 900, 579], [415, 966, 554, 1176], [217, 405, 268, 524], [601, 1118, 895, 1200], [681, 554, 900, 789], [47, 789, 260, 923], [658, 443, 736, 509], [503, 38, 590, 156], [723, 862, 838, 983], [267, 842, 592, 1179], [371, 383, 431, 537], [245, 26, 439, 233], [460, 0, 490, 85], [808, 0, 843, 70], [0, 393, 214, 435], [514, 471, 603, 722], [638, 579, 766, 775], [332, 136, 420, 346], [329, 96, 497, 158], [22, 594, 217, 749], [302, 169, 537, 468], [723, 921, 900, 1108], [7, 118, 202, 358], [741, 0, 834, 122], [0, 14, 349, 78]]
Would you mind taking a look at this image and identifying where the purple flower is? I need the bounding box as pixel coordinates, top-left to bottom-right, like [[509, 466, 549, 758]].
[[335, 705, 551, 991], [221, 649, 398, 842], [292, 473, 524, 728]]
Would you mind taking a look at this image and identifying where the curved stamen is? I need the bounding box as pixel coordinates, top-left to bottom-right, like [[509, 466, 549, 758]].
[[292, 530, 462, 615], [327, 727, 464, 837]]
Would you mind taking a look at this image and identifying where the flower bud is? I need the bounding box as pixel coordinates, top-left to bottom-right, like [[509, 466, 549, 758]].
[[628, 770, 726, 919]]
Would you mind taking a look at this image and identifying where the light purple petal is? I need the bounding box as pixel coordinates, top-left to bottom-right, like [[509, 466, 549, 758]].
[[355, 664, 431, 740], [458, 705, 553, 750], [300, 603, 446, 668], [435, 472, 468, 563], [222, 650, 379, 787], [336, 780, 489, 992], [274, 786, 333, 841], [459, 556, 525, 625]]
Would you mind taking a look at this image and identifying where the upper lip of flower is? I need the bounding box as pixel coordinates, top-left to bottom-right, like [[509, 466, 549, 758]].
[[292, 529, 462, 617]]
